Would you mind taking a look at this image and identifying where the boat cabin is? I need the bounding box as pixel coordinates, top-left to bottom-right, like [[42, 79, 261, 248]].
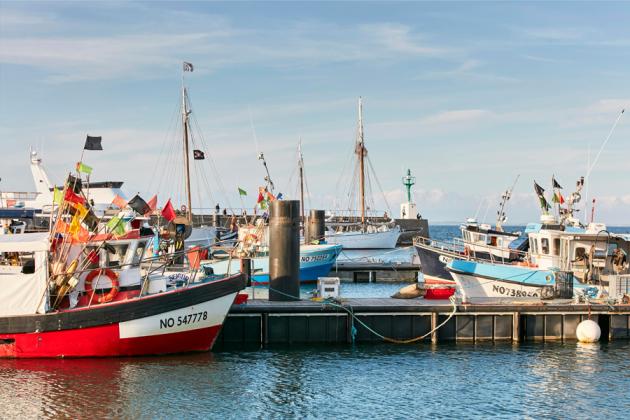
[[459, 219, 521, 260], [528, 223, 629, 283], [0, 232, 49, 316]]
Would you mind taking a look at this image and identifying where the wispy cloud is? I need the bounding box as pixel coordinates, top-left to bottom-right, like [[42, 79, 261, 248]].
[[420, 109, 494, 125], [0, 6, 452, 83]]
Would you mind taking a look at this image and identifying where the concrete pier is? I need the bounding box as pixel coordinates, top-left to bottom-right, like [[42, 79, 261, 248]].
[[215, 299, 630, 346]]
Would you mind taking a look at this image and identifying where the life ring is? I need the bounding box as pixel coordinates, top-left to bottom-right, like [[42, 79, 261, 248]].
[[180, 204, 187, 212], [85, 269, 119, 304]]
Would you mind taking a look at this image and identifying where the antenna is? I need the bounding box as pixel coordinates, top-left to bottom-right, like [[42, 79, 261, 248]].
[[583, 108, 625, 222]]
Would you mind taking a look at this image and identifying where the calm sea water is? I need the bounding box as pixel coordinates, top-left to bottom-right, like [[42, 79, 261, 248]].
[[2, 342, 628, 419]]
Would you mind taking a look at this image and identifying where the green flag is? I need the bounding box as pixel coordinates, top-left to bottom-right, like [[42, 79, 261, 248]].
[[106, 216, 126, 235], [53, 187, 62, 204], [76, 161, 93, 175], [238, 187, 247, 196]]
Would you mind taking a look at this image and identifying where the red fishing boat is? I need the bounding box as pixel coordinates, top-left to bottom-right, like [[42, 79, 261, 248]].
[[0, 231, 244, 358]]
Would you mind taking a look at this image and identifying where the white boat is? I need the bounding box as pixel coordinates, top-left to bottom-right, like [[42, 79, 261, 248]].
[[1, 150, 127, 216], [326, 98, 401, 249], [447, 179, 630, 302], [326, 225, 401, 249]]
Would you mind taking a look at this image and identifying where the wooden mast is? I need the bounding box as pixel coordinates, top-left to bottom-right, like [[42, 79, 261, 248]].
[[298, 139, 305, 226], [182, 73, 193, 223], [357, 97, 366, 230]]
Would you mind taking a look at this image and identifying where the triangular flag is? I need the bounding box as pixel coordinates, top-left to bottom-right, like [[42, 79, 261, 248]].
[[161, 199, 176, 222], [238, 187, 247, 196], [146, 195, 158, 215]]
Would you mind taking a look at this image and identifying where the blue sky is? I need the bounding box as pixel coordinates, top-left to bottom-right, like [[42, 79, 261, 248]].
[[1, 1, 629, 224]]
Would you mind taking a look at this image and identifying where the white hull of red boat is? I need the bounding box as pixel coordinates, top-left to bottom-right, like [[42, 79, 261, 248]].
[[0, 275, 243, 358]]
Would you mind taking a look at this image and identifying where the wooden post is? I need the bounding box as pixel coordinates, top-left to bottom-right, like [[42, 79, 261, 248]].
[[512, 312, 520, 342], [431, 312, 438, 344]]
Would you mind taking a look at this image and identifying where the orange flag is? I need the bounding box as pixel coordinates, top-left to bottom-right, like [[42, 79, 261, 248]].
[[112, 195, 127, 209], [145, 195, 158, 215]]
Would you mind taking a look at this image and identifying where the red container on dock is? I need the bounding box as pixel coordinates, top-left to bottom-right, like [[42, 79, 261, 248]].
[[424, 287, 455, 300]]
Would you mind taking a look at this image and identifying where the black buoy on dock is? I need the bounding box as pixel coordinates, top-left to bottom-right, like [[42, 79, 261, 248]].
[[306, 209, 326, 244], [269, 200, 300, 301]]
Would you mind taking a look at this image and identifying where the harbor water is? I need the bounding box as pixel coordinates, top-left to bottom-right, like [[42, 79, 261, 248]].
[[2, 342, 629, 418]]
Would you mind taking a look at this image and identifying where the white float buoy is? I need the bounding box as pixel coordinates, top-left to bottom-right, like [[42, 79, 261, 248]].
[[576, 319, 601, 343]]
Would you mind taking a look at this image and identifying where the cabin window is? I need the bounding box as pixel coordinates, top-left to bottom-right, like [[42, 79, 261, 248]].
[[574, 247, 586, 262], [133, 243, 147, 265], [0, 251, 36, 273], [478, 234, 486, 243], [107, 244, 129, 268], [490, 236, 497, 246], [553, 238, 560, 256], [541, 238, 549, 255]]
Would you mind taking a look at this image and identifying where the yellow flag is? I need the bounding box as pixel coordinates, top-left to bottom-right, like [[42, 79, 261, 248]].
[[71, 202, 88, 220], [69, 213, 82, 235], [53, 187, 63, 205]]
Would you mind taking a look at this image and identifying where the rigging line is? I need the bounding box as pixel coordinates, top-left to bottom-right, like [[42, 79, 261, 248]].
[[366, 155, 392, 215], [190, 111, 234, 211], [147, 94, 181, 194], [586, 108, 625, 179], [249, 106, 260, 155], [155, 93, 182, 196], [583, 108, 625, 218]]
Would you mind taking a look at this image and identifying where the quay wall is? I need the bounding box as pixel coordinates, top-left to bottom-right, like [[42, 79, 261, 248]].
[[215, 299, 630, 347]]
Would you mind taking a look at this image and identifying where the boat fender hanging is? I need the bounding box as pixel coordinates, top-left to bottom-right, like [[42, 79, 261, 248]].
[[85, 269, 120, 304]]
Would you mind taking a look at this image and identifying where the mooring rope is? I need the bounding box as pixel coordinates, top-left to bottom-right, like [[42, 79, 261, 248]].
[[263, 285, 458, 344]]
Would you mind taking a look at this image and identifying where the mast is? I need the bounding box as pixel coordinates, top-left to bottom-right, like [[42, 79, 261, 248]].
[[495, 174, 519, 232], [298, 139, 305, 225], [182, 74, 193, 222], [357, 97, 366, 229]]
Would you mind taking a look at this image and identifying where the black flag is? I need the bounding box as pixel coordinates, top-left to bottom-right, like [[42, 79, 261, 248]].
[[533, 181, 545, 197], [552, 177, 562, 189], [66, 174, 83, 193], [84, 135, 103, 151], [183, 62, 194, 72], [127, 194, 151, 215], [193, 149, 205, 160]]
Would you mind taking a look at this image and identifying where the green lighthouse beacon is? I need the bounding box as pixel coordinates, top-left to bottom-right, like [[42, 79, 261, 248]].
[[400, 169, 417, 219]]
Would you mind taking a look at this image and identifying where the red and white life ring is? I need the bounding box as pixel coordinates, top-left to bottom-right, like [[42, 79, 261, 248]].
[[85, 268, 119, 304]]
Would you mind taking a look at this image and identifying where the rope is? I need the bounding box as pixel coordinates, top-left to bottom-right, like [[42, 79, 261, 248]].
[[263, 284, 458, 344]]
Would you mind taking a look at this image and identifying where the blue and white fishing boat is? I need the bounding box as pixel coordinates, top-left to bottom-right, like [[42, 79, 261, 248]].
[[447, 178, 630, 302], [203, 243, 342, 284]]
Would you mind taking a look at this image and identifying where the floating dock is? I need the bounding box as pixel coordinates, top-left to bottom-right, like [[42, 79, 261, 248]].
[[215, 299, 630, 346]]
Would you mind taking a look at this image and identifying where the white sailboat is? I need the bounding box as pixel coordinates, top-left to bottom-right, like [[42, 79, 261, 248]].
[[325, 98, 401, 249]]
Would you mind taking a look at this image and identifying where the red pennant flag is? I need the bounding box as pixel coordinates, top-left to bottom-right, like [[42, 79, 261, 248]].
[[64, 189, 86, 205], [112, 194, 127, 209], [161, 199, 176, 222], [145, 195, 158, 215]]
